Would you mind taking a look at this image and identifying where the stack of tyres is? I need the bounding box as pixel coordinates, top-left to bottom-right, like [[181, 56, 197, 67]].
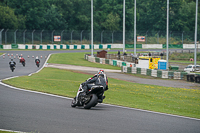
[[195, 74, 200, 83]]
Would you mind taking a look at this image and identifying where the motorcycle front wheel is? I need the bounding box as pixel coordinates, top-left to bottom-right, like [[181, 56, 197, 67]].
[[84, 94, 98, 109], [71, 97, 77, 107]]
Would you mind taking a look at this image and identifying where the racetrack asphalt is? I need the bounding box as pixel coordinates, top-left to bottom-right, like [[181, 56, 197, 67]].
[[47, 63, 200, 89]]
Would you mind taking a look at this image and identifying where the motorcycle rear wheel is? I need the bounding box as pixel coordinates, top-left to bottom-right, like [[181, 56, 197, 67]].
[[84, 94, 98, 109]]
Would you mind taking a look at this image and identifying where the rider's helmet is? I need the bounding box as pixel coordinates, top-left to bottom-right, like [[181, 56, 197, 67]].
[[97, 70, 104, 75], [97, 70, 105, 77], [11, 59, 13, 61], [36, 56, 39, 59]]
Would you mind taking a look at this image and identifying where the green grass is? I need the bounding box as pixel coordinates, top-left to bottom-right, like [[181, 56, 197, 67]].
[[48, 52, 121, 70], [3, 67, 200, 119], [169, 60, 200, 64]]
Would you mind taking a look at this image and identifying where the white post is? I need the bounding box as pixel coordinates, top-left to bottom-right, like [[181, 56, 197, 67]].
[[61, 30, 64, 44], [194, 0, 198, 70], [166, 0, 169, 69], [123, 0, 125, 53], [91, 0, 93, 56], [134, 0, 136, 55]]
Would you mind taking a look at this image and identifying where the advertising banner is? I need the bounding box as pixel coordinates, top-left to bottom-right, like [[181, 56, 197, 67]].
[[137, 36, 145, 42], [54, 36, 61, 41]]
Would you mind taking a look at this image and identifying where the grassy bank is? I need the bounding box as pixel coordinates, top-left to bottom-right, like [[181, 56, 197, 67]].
[[48, 52, 121, 70], [3, 67, 200, 119]]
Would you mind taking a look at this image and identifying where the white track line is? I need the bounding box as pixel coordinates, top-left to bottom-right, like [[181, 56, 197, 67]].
[[0, 129, 26, 133], [28, 53, 52, 76]]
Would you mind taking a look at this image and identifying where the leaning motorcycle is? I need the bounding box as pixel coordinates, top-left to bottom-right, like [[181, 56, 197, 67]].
[[71, 84, 105, 109]]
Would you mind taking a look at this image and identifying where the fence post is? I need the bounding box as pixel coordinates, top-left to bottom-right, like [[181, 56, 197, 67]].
[[157, 31, 160, 44], [32, 30, 35, 44], [52, 30, 55, 44], [169, 31, 172, 44], [23, 29, 27, 45], [61, 30, 64, 44], [5, 29, 9, 45], [182, 31, 184, 44], [146, 30, 148, 44], [101, 30, 104, 44], [71, 30, 74, 45], [14, 29, 18, 44], [81, 30, 84, 45], [0, 29, 4, 45], [112, 31, 115, 44], [40, 29, 44, 44]]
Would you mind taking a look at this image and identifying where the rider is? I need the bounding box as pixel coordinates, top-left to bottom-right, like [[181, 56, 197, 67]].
[[86, 70, 108, 91], [19, 56, 25, 63], [35, 56, 40, 64], [9, 59, 16, 68], [81, 70, 108, 102]]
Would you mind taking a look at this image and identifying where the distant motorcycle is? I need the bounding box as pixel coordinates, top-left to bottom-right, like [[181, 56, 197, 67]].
[[21, 61, 25, 67], [10, 65, 15, 72], [36, 60, 40, 67], [71, 84, 105, 109], [19, 57, 25, 67]]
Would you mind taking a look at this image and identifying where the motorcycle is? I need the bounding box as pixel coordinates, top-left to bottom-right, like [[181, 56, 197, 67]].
[[10, 65, 15, 72], [21, 61, 25, 67], [71, 84, 105, 109], [36, 61, 40, 67]]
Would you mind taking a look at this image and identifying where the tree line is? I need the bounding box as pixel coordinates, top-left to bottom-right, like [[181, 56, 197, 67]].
[[0, 0, 199, 32]]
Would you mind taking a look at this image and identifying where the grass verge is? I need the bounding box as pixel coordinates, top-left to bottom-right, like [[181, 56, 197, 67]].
[[3, 67, 200, 119], [47, 52, 121, 70]]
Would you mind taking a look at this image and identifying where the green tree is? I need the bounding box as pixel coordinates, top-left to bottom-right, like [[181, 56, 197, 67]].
[[0, 5, 25, 29], [101, 13, 120, 31], [43, 4, 68, 30]]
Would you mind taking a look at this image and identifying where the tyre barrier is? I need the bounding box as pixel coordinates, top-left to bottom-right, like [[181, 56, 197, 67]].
[[187, 74, 200, 83]]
